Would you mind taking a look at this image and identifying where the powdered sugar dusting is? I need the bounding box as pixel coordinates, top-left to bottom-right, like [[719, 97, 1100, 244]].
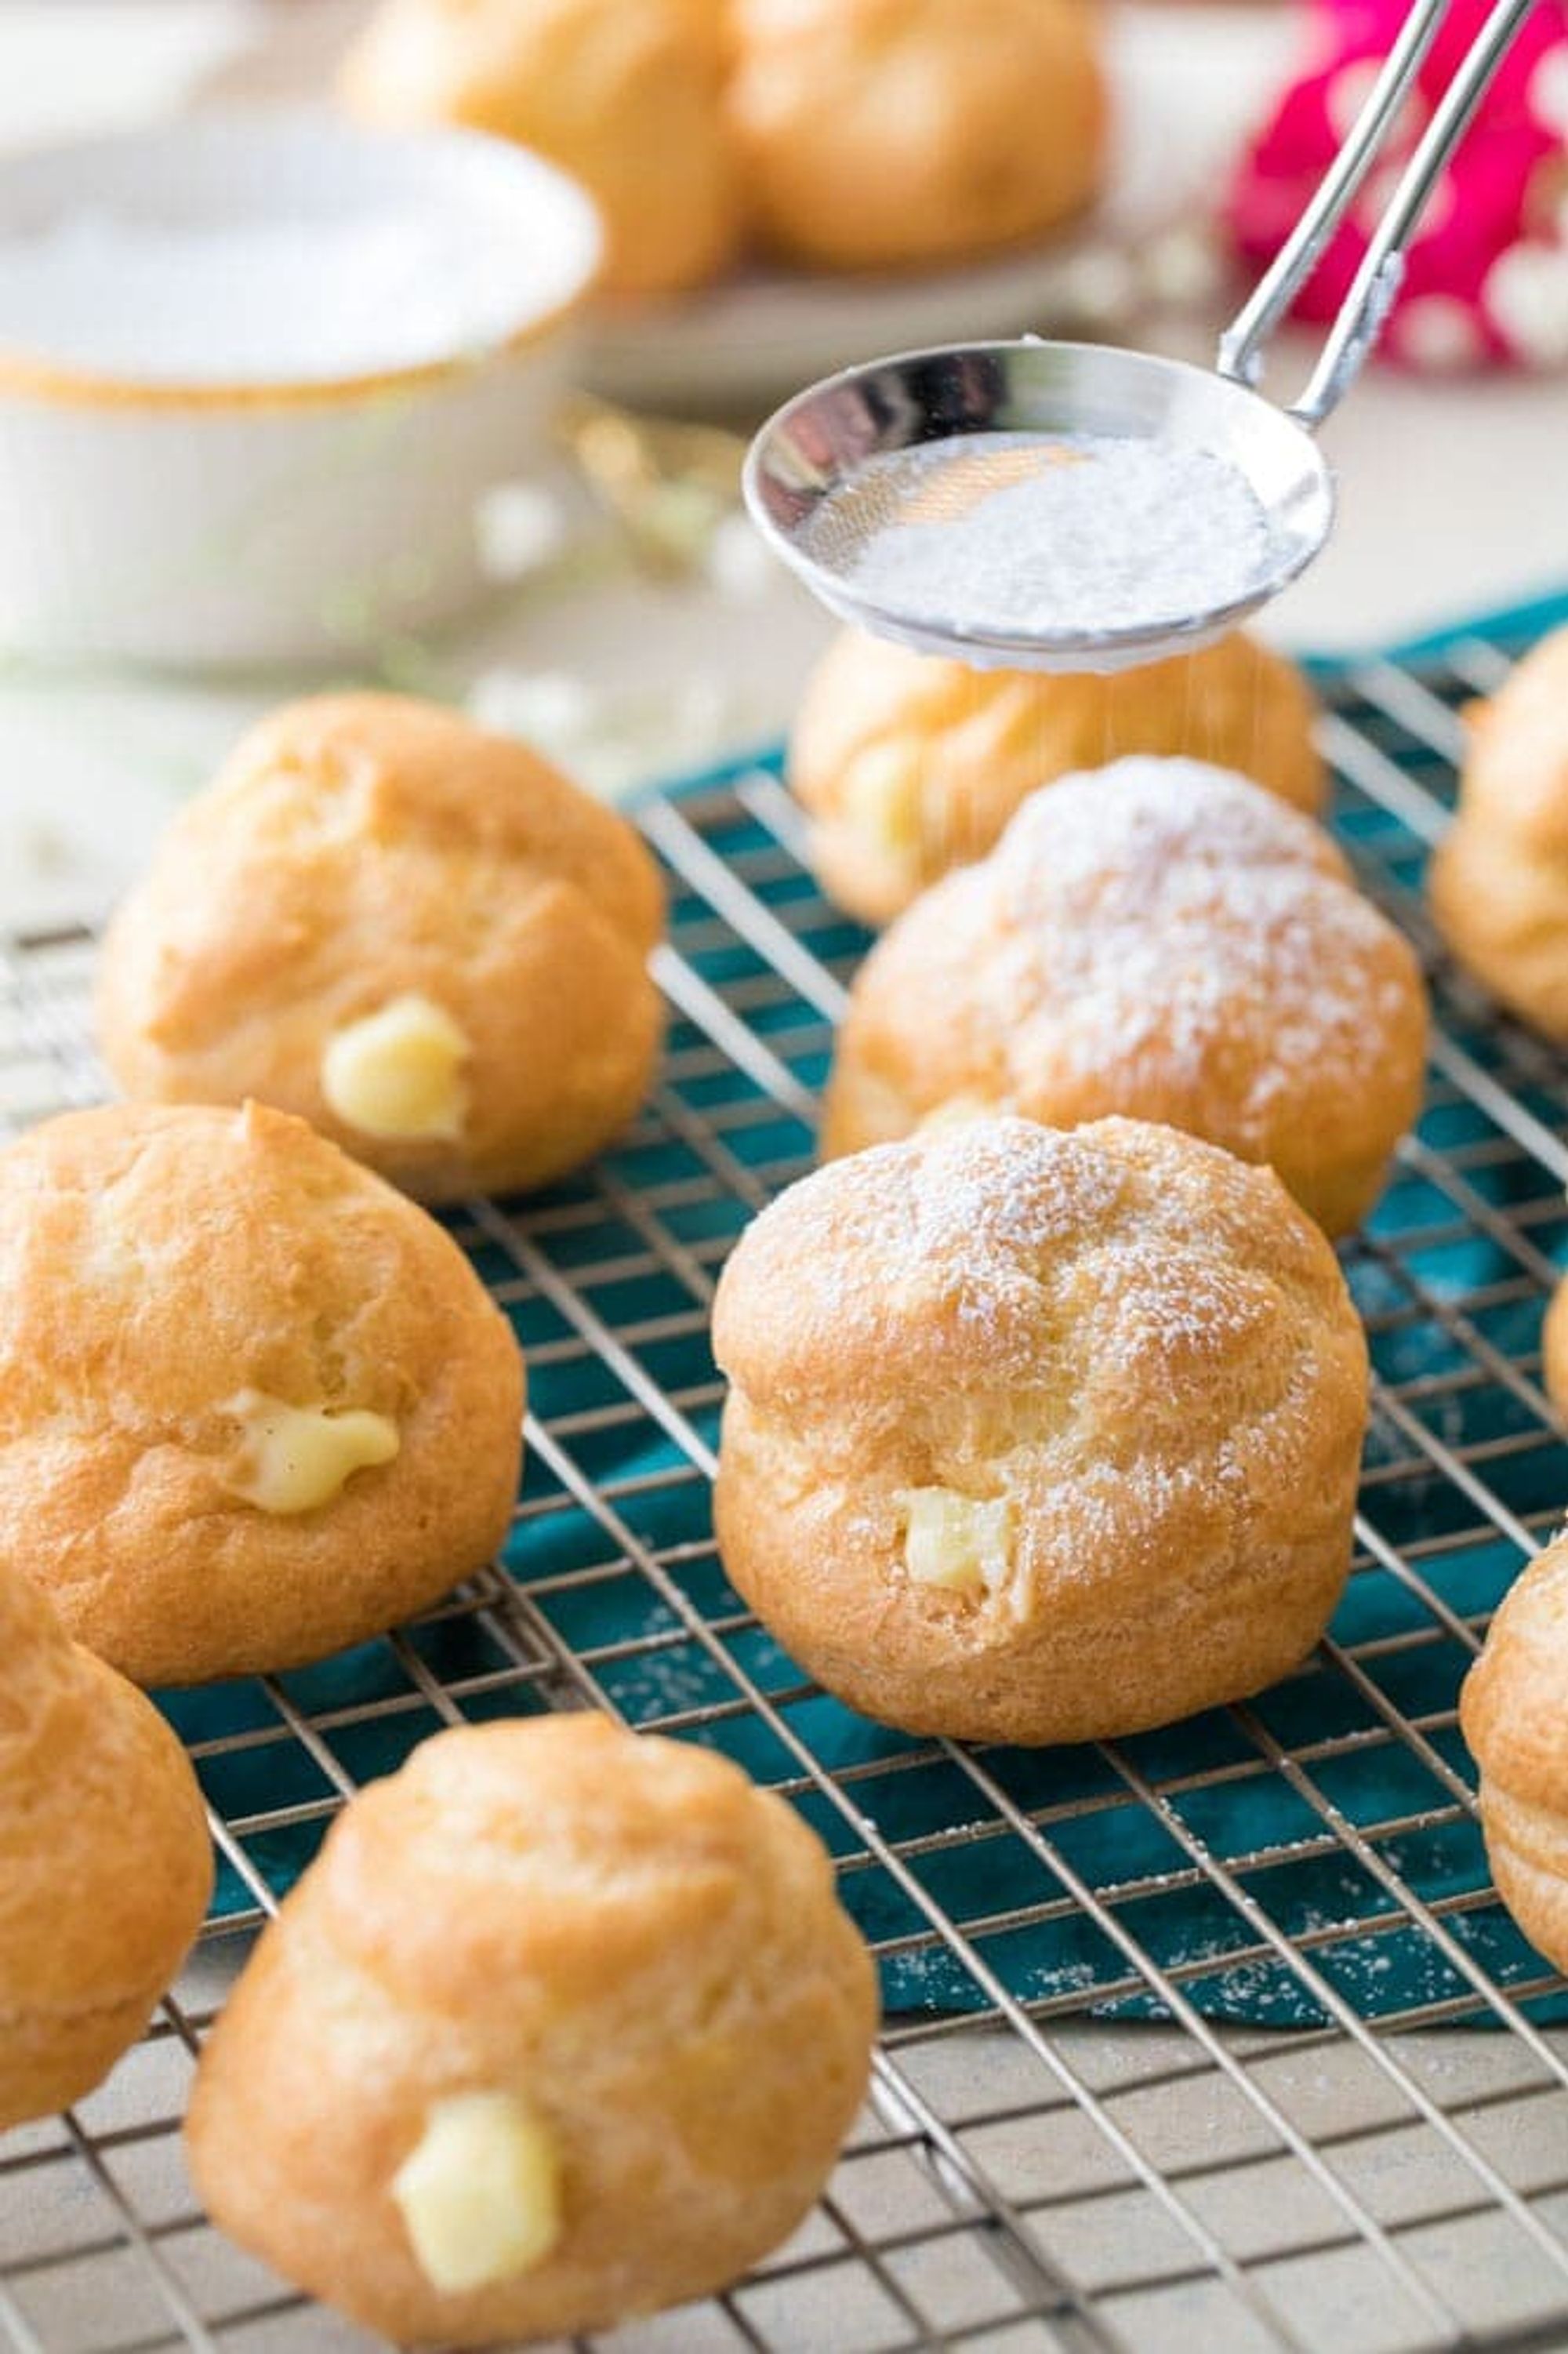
[[905, 1116, 1130, 1271], [717, 1112, 1324, 1419], [731, 1117, 1131, 1368], [996, 757, 1339, 894], [714, 1113, 1364, 1651], [814, 432, 1283, 641], [933, 759, 1418, 1146]]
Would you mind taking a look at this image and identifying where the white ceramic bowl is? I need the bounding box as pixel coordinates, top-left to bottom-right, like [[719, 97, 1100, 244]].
[[0, 112, 601, 667]]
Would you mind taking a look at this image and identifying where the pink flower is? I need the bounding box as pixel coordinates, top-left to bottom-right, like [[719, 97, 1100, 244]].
[[1226, 0, 1568, 369]]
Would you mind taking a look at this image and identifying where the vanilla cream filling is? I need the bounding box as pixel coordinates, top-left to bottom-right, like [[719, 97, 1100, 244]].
[[392, 2091, 562, 2294]]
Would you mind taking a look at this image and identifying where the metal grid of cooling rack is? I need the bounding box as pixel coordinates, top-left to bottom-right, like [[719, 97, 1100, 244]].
[[6, 628, 1568, 2354]]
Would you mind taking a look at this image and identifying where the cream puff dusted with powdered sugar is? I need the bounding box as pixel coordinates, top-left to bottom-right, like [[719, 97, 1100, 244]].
[[96, 692, 665, 1204], [713, 1115, 1369, 1746], [726, 0, 1105, 271], [821, 756, 1428, 1237], [0, 1100, 523, 1685]]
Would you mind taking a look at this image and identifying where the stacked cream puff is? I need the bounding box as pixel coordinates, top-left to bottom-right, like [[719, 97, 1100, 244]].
[[779, 612, 1568, 2022], [339, 0, 1107, 296], [706, 630, 1432, 1754]]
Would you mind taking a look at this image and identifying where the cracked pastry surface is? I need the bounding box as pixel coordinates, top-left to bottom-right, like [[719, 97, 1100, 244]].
[[96, 692, 665, 1204], [0, 1100, 524, 1686], [1429, 625, 1568, 1041], [185, 1714, 877, 2345], [713, 1115, 1368, 1746], [1461, 1531, 1568, 1975], [821, 757, 1428, 1237], [0, 1558, 212, 2129], [789, 627, 1325, 926]]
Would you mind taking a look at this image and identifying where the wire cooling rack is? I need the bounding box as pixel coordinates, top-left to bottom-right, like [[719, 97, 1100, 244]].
[[6, 624, 1568, 2354]]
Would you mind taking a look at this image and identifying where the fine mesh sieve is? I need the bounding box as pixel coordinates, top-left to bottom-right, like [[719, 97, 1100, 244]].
[[744, 0, 1535, 674]]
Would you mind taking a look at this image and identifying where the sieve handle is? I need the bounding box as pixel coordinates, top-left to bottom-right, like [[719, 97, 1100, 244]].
[[1216, 0, 1537, 427]]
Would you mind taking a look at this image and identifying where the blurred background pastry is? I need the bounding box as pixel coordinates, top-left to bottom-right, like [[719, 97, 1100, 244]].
[[340, 0, 742, 296], [186, 1715, 877, 2343], [713, 1114, 1368, 1746], [1428, 625, 1568, 1038], [822, 757, 1428, 1236], [1229, 0, 1568, 373], [0, 1558, 212, 2131], [790, 627, 1324, 925], [96, 693, 666, 1204], [0, 1101, 524, 1686], [724, 0, 1105, 273], [341, 0, 1106, 296]]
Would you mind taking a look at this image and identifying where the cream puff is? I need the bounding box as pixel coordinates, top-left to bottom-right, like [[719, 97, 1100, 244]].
[[0, 1101, 524, 1686], [713, 1115, 1369, 1746], [1429, 625, 1568, 1040], [790, 626, 1325, 925], [1461, 1532, 1568, 1974], [339, 0, 742, 296], [96, 692, 665, 1204], [821, 757, 1428, 1237], [185, 1714, 877, 2343], [1543, 1277, 1568, 1423], [726, 0, 1105, 271], [0, 1558, 212, 2130]]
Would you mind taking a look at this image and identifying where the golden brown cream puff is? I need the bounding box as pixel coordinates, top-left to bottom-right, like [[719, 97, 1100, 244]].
[[0, 1100, 524, 1685], [1429, 626, 1568, 1041], [821, 756, 1428, 1237], [713, 1114, 1369, 1744], [186, 1714, 877, 2342], [790, 627, 1324, 925], [726, 0, 1106, 271], [96, 693, 665, 1204], [340, 0, 742, 296]]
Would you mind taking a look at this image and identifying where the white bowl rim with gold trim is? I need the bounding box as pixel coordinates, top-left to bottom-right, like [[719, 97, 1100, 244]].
[[0, 111, 602, 666], [0, 108, 603, 409]]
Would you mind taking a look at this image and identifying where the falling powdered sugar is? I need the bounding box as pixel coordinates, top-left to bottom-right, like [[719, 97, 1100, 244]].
[[813, 430, 1282, 641]]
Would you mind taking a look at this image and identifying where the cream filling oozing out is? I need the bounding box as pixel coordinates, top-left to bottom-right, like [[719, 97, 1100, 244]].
[[392, 2090, 562, 2294], [220, 1391, 400, 1513], [899, 1487, 1014, 1602], [321, 994, 470, 1142]]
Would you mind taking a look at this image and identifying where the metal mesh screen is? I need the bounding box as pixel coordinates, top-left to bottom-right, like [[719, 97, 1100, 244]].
[[5, 625, 1568, 2354]]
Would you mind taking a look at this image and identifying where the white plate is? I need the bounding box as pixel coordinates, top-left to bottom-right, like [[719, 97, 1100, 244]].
[[579, 2, 1299, 411], [582, 231, 1147, 412]]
